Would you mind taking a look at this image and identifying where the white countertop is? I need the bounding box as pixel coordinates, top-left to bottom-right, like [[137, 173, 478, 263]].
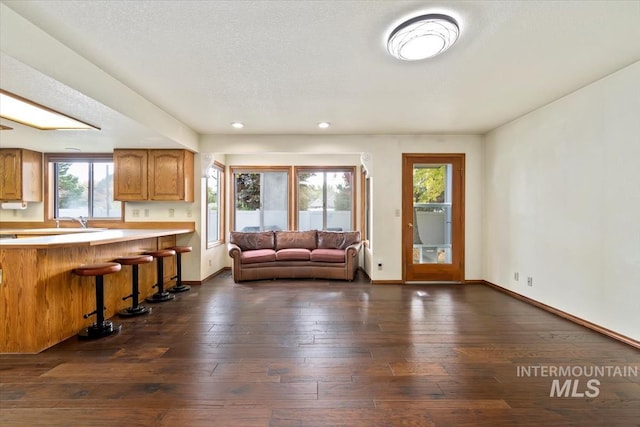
[[0, 228, 193, 249], [0, 228, 107, 235]]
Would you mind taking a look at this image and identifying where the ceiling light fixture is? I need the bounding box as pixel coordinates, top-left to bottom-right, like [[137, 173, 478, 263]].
[[0, 89, 100, 130], [387, 13, 459, 61], [231, 121, 244, 129], [317, 122, 330, 129]]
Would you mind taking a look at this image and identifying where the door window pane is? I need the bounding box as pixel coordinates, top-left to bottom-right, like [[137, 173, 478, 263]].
[[412, 164, 452, 264]]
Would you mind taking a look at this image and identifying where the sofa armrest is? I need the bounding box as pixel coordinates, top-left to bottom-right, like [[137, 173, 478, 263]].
[[228, 243, 242, 258], [345, 241, 362, 258], [227, 243, 243, 283], [344, 242, 362, 281]]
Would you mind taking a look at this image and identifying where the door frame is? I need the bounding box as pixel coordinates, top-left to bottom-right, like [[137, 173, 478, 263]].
[[402, 153, 465, 282]]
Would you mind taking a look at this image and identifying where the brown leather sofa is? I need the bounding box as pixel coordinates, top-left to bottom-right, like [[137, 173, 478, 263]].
[[227, 230, 361, 283]]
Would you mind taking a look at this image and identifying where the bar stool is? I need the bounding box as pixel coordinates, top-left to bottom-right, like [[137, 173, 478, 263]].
[[115, 254, 153, 317], [168, 246, 192, 293], [73, 262, 122, 339], [145, 249, 176, 303]]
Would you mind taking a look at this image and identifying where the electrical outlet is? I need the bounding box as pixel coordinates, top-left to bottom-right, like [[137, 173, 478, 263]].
[[132, 209, 140, 218], [377, 259, 383, 270], [186, 208, 192, 218], [168, 209, 175, 218], [527, 277, 533, 287], [514, 272, 519, 281], [208, 259, 212, 267], [144, 209, 149, 217]]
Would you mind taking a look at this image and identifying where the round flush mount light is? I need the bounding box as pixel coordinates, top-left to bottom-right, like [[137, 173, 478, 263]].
[[231, 121, 244, 129], [387, 13, 459, 61], [317, 121, 330, 129]]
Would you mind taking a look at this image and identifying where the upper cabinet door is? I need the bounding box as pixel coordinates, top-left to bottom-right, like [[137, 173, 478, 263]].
[[148, 150, 194, 201], [0, 148, 42, 202], [0, 149, 22, 201], [113, 149, 149, 201]]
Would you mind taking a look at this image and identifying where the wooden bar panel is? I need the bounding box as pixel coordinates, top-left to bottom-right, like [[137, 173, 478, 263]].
[[0, 235, 176, 353]]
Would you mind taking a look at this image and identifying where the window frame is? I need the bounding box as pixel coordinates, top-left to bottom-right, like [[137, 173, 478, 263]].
[[206, 161, 225, 248], [294, 166, 356, 231], [44, 153, 124, 227]]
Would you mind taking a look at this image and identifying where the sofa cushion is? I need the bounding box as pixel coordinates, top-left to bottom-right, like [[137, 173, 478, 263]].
[[230, 231, 275, 251], [276, 248, 311, 261], [275, 230, 317, 250], [311, 248, 346, 263], [317, 231, 361, 249], [240, 249, 276, 264]]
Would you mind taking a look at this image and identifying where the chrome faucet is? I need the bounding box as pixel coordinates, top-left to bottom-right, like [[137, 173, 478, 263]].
[[75, 216, 88, 229], [55, 216, 89, 228]]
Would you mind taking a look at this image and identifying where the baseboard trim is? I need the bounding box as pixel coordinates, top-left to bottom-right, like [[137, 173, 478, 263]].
[[482, 280, 639, 350], [371, 280, 405, 285], [185, 267, 231, 286]]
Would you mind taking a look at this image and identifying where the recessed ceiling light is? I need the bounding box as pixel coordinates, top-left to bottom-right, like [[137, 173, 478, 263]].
[[387, 13, 459, 61], [318, 122, 330, 129], [65, 147, 81, 151], [0, 89, 100, 130], [231, 122, 244, 129]]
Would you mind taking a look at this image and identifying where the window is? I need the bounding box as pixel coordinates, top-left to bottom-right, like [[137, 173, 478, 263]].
[[232, 168, 289, 231], [296, 167, 355, 231], [363, 170, 371, 243], [48, 154, 121, 219], [206, 163, 224, 247]]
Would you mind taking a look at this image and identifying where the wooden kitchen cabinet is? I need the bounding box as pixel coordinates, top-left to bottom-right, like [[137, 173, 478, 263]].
[[114, 149, 194, 202], [113, 149, 148, 201], [148, 149, 194, 201], [0, 148, 42, 202]]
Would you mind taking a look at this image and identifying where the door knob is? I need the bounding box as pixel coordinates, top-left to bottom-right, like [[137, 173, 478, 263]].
[[408, 223, 413, 228]]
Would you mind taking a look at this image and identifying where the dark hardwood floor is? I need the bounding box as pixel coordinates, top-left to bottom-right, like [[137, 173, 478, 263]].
[[1, 271, 639, 426]]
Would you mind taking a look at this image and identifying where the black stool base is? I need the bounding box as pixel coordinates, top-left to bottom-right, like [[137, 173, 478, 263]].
[[168, 284, 191, 293], [78, 321, 121, 339], [118, 305, 152, 317], [145, 292, 175, 303]]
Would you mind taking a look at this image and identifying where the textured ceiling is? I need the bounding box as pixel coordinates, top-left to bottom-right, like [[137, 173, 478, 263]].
[[1, 0, 640, 141]]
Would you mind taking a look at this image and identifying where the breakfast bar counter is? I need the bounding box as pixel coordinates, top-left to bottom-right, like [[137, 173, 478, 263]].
[[0, 228, 193, 248], [0, 227, 194, 353]]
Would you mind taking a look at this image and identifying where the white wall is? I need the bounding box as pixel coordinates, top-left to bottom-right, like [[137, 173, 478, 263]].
[[201, 134, 484, 282], [0, 203, 43, 222], [484, 61, 640, 341]]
